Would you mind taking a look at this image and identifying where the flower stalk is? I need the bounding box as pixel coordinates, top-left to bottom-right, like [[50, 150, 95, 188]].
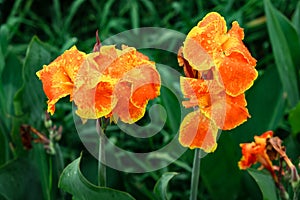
[[96, 118, 108, 187], [190, 148, 201, 200]]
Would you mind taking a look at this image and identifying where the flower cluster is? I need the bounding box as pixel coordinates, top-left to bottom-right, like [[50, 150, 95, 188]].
[[238, 131, 277, 180], [37, 43, 161, 124], [238, 131, 299, 198], [178, 12, 258, 152]]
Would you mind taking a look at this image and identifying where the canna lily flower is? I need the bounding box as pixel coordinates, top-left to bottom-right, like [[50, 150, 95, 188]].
[[72, 45, 161, 124], [36, 46, 86, 114], [179, 12, 257, 96], [179, 69, 250, 152], [239, 131, 300, 199], [238, 131, 276, 181], [37, 44, 160, 124], [178, 12, 257, 152]]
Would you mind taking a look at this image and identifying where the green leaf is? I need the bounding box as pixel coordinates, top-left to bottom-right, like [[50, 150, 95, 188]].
[[14, 36, 51, 122], [153, 172, 178, 200], [0, 158, 43, 200], [292, 1, 300, 39], [0, 131, 8, 166], [288, 101, 300, 136], [130, 0, 139, 29], [264, 0, 300, 107], [58, 155, 135, 200], [158, 66, 182, 134], [65, 0, 85, 31], [247, 168, 278, 200], [201, 134, 242, 200]]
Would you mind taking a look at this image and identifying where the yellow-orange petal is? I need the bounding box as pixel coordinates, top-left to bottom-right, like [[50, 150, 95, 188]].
[[129, 65, 161, 108], [254, 130, 273, 145], [61, 46, 86, 83], [101, 46, 151, 79], [180, 75, 224, 109], [180, 77, 210, 108], [218, 52, 258, 96], [181, 12, 229, 72], [205, 93, 250, 130], [182, 34, 215, 71], [179, 110, 218, 152], [74, 81, 114, 119], [217, 22, 257, 96], [238, 142, 258, 169], [112, 65, 161, 123], [36, 46, 86, 114], [112, 81, 146, 124]]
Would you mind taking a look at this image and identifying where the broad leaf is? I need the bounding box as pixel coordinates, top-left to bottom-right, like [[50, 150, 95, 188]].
[[264, 0, 300, 107], [58, 155, 135, 200], [292, 1, 300, 39], [201, 134, 242, 200], [288, 101, 300, 136], [11, 36, 51, 155], [248, 168, 278, 200], [0, 158, 43, 200], [14, 36, 50, 121], [153, 172, 178, 200]]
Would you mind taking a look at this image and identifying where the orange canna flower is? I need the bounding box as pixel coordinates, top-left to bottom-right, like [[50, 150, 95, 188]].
[[179, 12, 257, 96], [36, 46, 86, 114], [73, 45, 161, 123], [238, 131, 277, 181], [180, 75, 250, 131], [178, 12, 257, 152], [239, 131, 300, 199], [37, 44, 160, 124], [179, 70, 250, 152]]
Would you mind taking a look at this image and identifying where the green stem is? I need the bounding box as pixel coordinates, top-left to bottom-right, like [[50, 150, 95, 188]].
[[190, 148, 201, 200], [48, 155, 53, 200], [97, 118, 106, 187]]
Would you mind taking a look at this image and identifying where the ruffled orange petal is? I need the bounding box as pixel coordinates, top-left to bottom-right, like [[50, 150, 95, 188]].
[[238, 142, 258, 169], [238, 131, 274, 170], [217, 21, 257, 96], [36, 46, 86, 114], [74, 81, 114, 119], [112, 64, 161, 123], [204, 93, 250, 130], [180, 77, 210, 108], [179, 110, 218, 152], [101, 46, 151, 79], [218, 53, 258, 96], [182, 35, 214, 71]]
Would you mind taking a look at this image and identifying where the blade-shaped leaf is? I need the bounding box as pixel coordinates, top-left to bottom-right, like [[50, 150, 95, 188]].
[[247, 168, 278, 200], [14, 36, 51, 122], [58, 155, 135, 200], [0, 158, 43, 200], [264, 0, 300, 107], [201, 134, 242, 200], [292, 1, 300, 39], [288, 101, 300, 136], [153, 172, 178, 200]]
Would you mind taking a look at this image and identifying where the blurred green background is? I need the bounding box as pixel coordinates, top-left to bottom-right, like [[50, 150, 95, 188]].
[[0, 0, 300, 199]]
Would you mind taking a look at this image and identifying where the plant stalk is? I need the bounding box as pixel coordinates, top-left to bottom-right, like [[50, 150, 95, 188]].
[[96, 118, 107, 187], [190, 148, 201, 200]]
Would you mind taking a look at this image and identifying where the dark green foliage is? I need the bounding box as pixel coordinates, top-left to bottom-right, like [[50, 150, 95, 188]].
[[0, 0, 300, 199]]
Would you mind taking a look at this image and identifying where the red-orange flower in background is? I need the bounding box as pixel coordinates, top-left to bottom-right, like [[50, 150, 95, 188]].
[[37, 44, 160, 124], [73, 45, 160, 123], [238, 131, 300, 195], [178, 12, 257, 152], [238, 131, 276, 178], [36, 46, 86, 114]]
